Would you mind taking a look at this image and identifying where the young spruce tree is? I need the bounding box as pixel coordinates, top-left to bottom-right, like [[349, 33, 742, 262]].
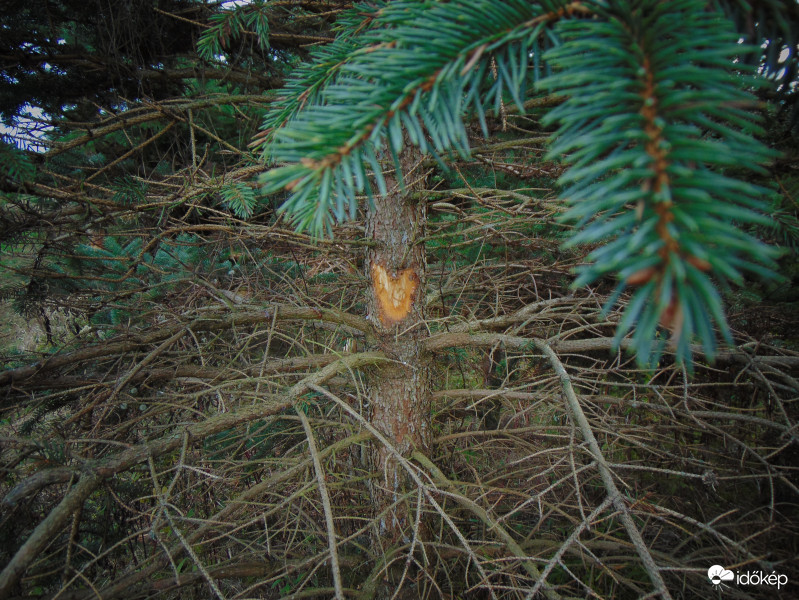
[[258, 0, 784, 577]]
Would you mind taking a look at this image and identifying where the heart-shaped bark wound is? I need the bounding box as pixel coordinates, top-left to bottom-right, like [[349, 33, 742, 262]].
[[371, 263, 419, 325]]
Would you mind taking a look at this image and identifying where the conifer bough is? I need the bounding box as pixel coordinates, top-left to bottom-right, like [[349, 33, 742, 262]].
[[259, 0, 782, 366]]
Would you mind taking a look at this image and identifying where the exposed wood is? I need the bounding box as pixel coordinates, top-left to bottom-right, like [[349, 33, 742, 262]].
[[370, 263, 419, 326]]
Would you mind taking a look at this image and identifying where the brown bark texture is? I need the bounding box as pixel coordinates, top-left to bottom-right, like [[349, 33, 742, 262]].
[[364, 145, 430, 543]]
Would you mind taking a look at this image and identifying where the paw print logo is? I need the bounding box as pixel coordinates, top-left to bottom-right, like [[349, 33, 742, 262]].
[[708, 565, 734, 586]]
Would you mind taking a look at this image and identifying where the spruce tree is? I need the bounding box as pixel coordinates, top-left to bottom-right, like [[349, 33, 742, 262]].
[[256, 1, 797, 594], [1, 2, 798, 599], [260, 0, 784, 365]]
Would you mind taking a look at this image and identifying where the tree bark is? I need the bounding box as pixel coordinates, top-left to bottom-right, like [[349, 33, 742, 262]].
[[364, 146, 430, 548]]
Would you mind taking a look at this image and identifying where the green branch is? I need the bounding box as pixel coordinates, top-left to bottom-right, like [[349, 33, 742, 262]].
[[259, 0, 582, 233], [541, 0, 781, 365]]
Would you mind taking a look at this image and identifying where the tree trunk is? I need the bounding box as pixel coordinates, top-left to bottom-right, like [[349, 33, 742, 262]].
[[364, 146, 430, 549]]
